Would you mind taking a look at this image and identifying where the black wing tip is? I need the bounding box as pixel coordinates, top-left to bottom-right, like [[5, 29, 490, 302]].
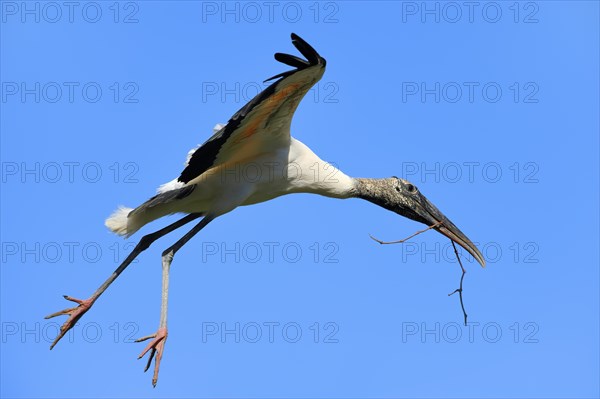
[[274, 52, 310, 69], [290, 32, 325, 66], [266, 33, 325, 83]]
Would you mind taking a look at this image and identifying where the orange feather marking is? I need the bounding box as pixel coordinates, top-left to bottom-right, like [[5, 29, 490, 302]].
[[231, 83, 301, 145]]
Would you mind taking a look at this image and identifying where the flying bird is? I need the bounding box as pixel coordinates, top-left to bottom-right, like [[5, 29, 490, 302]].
[[46, 33, 485, 386]]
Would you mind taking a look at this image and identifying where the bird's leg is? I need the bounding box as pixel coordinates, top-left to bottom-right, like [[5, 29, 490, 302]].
[[136, 216, 214, 387], [45, 213, 202, 349], [135, 251, 171, 387]]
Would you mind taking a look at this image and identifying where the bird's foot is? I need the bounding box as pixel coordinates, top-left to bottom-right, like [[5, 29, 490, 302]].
[[45, 295, 95, 349], [136, 327, 168, 387]]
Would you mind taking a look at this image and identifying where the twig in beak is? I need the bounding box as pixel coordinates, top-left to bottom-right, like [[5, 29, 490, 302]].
[[448, 240, 468, 326], [369, 221, 443, 245], [369, 222, 470, 326]]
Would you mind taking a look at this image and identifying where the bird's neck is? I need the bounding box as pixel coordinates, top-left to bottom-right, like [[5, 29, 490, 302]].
[[289, 138, 358, 199], [352, 178, 394, 209]]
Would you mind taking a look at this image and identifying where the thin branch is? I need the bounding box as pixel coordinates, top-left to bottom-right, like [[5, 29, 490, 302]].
[[369, 222, 469, 326], [448, 240, 468, 326], [369, 221, 443, 245]]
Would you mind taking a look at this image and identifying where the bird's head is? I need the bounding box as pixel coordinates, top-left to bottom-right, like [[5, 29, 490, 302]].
[[355, 176, 485, 267]]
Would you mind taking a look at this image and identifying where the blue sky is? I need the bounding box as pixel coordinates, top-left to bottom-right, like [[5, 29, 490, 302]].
[[1, 1, 599, 398]]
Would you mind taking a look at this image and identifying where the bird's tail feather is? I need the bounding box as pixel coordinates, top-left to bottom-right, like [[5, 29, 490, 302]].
[[105, 206, 134, 237], [105, 203, 176, 238], [105, 185, 197, 237]]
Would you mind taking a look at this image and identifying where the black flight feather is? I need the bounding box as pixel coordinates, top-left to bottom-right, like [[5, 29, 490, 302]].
[[179, 34, 325, 183], [263, 33, 325, 82], [290, 33, 322, 65], [274, 53, 309, 69]]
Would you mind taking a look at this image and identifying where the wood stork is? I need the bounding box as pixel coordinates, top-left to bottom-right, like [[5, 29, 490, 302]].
[[46, 33, 485, 386]]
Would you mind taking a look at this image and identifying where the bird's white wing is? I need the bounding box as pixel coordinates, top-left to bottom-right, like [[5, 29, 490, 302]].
[[176, 33, 326, 186]]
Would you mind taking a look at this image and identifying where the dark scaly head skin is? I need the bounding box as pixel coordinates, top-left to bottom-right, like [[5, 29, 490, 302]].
[[355, 177, 485, 267]]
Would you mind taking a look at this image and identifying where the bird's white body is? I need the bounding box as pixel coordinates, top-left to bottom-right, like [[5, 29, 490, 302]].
[[106, 37, 342, 237], [187, 136, 355, 208], [108, 135, 356, 236], [237, 137, 356, 203]]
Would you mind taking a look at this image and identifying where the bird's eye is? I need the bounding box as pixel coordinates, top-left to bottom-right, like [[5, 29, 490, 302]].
[[406, 184, 417, 193], [395, 186, 401, 192]]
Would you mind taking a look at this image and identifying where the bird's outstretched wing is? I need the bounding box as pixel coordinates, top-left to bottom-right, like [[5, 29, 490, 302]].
[[177, 33, 326, 186]]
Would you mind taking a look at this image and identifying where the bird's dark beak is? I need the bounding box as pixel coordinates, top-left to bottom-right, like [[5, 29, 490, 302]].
[[356, 177, 484, 266], [410, 193, 485, 267]]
